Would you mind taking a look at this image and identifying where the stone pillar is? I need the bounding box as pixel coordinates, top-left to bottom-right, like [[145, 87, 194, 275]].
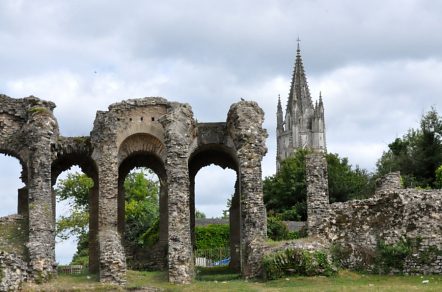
[[89, 180, 99, 274], [17, 187, 28, 217], [159, 103, 195, 284], [117, 178, 125, 235], [95, 146, 126, 285], [227, 101, 268, 278], [306, 153, 329, 236], [229, 186, 241, 272], [189, 175, 196, 249], [26, 104, 58, 283], [156, 182, 168, 269]]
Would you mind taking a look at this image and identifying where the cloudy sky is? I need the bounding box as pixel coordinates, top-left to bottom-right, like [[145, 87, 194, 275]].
[[1, 0, 442, 263]]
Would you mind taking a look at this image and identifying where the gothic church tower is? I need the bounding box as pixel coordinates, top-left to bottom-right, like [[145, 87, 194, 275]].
[[276, 44, 326, 170]]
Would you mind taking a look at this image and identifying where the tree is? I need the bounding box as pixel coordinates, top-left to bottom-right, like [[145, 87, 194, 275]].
[[55, 173, 92, 241], [123, 169, 159, 249], [263, 150, 374, 220], [376, 108, 442, 188], [55, 168, 160, 264], [195, 209, 206, 219]]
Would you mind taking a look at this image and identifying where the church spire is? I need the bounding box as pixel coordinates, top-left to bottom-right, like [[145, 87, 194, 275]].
[[287, 39, 313, 114]]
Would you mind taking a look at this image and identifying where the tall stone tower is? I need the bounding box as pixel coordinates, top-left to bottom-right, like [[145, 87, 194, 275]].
[[276, 44, 326, 170]]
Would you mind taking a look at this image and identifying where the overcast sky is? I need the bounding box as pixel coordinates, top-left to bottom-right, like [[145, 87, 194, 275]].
[[1, 0, 442, 263]]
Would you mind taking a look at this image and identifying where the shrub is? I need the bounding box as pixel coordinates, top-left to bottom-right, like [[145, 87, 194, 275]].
[[195, 224, 229, 250], [267, 217, 289, 241], [262, 248, 336, 280], [375, 239, 412, 273]]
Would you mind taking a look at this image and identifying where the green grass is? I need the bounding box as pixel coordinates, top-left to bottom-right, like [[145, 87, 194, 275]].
[[22, 269, 442, 291]]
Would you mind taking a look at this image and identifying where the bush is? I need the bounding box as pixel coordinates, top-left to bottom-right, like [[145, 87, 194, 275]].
[[262, 248, 336, 280], [195, 224, 229, 250], [375, 239, 412, 273], [436, 165, 442, 189], [267, 217, 289, 241]]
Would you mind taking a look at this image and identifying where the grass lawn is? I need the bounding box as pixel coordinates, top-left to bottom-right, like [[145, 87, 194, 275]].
[[22, 268, 442, 291]]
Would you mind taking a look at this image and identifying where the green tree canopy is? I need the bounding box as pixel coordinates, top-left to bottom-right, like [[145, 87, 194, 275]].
[[376, 108, 442, 188], [263, 150, 374, 220], [55, 167, 160, 264]]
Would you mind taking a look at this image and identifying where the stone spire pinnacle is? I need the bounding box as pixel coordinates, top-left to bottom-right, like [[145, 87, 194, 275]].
[[287, 40, 313, 114], [277, 94, 283, 131]]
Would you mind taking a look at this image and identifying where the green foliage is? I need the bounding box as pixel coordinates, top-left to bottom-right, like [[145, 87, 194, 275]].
[[71, 233, 89, 266], [123, 169, 160, 248], [376, 108, 442, 188], [264, 150, 309, 219], [267, 217, 289, 241], [195, 224, 229, 250], [55, 168, 160, 264], [375, 239, 412, 273], [262, 248, 336, 280], [56, 210, 89, 241], [436, 165, 442, 189], [28, 106, 51, 115], [55, 173, 93, 209], [327, 153, 375, 202], [264, 150, 374, 219], [195, 210, 206, 219], [140, 217, 160, 247]]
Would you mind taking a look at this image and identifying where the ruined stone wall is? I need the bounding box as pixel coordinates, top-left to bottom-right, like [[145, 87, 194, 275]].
[[1, 94, 269, 287], [0, 215, 28, 258], [0, 251, 28, 291], [305, 153, 442, 274]]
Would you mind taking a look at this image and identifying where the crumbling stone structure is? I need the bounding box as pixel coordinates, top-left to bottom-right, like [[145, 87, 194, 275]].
[[0, 94, 268, 287], [305, 152, 442, 274]]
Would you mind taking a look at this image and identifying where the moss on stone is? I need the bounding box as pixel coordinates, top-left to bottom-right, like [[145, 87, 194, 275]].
[[0, 217, 27, 256], [28, 106, 51, 115], [73, 136, 90, 144]]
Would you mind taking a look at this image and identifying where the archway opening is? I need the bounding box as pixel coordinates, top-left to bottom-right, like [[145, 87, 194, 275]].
[[53, 166, 94, 268], [0, 153, 26, 217], [51, 154, 99, 274], [0, 152, 27, 258], [118, 152, 167, 270], [189, 145, 240, 276]]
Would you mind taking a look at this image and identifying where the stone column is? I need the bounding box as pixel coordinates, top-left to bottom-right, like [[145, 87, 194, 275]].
[[25, 103, 58, 283], [17, 187, 28, 217], [159, 103, 195, 284], [229, 186, 241, 272], [227, 101, 268, 278], [189, 175, 196, 249], [88, 180, 99, 274], [306, 153, 329, 236], [156, 181, 168, 269], [95, 146, 126, 285]]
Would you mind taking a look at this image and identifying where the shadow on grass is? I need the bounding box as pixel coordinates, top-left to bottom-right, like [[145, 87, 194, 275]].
[[195, 266, 241, 282]]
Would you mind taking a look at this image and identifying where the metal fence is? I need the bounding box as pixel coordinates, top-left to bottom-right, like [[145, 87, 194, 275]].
[[57, 265, 87, 275], [195, 247, 230, 267]]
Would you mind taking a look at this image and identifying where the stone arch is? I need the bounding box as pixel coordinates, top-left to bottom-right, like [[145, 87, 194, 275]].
[[117, 133, 168, 270], [188, 144, 241, 271], [51, 148, 100, 273]]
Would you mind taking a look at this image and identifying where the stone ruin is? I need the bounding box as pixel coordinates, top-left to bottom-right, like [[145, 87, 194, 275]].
[[1, 93, 442, 290], [304, 153, 442, 274], [0, 94, 268, 289]]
